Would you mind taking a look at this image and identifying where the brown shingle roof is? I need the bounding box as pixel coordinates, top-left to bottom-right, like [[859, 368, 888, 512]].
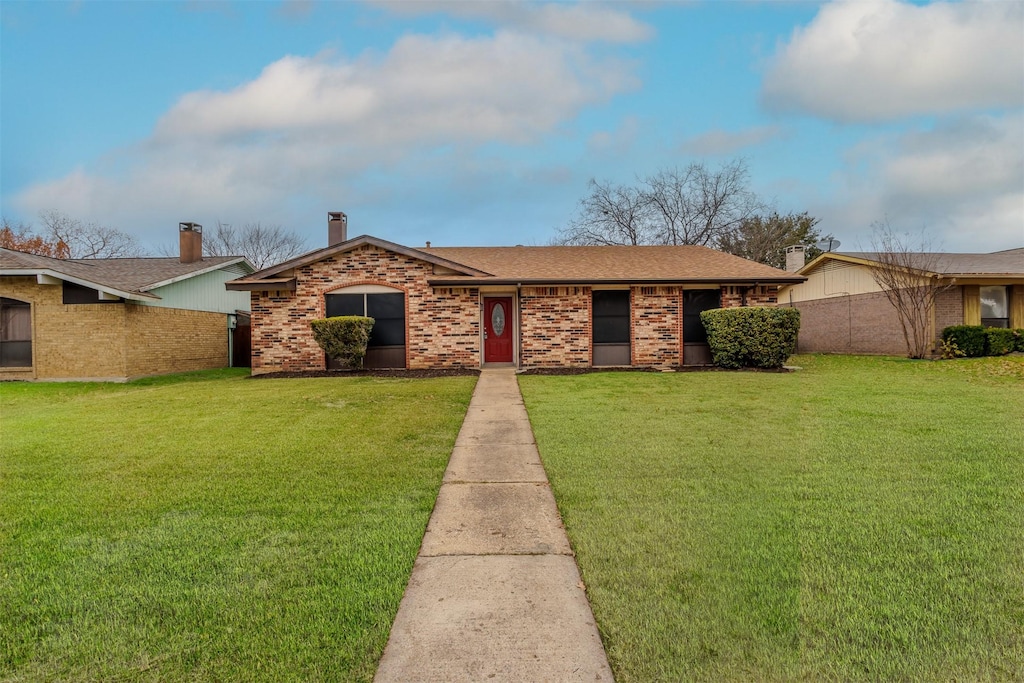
[[226, 235, 804, 290], [0, 247, 250, 299], [423, 244, 802, 284]]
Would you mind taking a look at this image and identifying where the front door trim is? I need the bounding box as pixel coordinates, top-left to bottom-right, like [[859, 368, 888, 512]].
[[482, 295, 515, 365]]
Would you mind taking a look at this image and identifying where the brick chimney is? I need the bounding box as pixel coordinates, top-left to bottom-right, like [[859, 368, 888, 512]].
[[785, 245, 806, 272], [179, 222, 203, 264], [328, 211, 348, 246]]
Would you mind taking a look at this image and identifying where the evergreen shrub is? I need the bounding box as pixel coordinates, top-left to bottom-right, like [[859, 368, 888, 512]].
[[311, 316, 375, 369], [700, 307, 800, 369], [941, 325, 986, 358]]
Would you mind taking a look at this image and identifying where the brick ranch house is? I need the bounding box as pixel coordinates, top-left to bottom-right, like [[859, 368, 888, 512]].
[[777, 248, 1024, 356], [0, 224, 253, 381], [226, 213, 805, 374]]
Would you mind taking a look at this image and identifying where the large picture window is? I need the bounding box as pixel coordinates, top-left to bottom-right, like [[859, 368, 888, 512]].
[[0, 298, 32, 367], [592, 290, 630, 366], [325, 289, 406, 368], [980, 286, 1009, 328]]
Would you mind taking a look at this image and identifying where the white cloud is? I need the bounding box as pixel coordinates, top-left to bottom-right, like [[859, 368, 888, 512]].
[[763, 0, 1024, 122], [680, 125, 784, 156], [813, 114, 1024, 251], [367, 1, 654, 44], [14, 30, 639, 246]]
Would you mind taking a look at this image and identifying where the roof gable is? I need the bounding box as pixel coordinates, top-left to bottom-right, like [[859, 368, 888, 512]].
[[227, 235, 493, 289], [0, 247, 252, 300]]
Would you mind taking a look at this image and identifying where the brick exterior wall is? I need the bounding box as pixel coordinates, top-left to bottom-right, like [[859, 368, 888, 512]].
[[0, 276, 228, 380], [720, 285, 779, 308], [519, 286, 591, 367], [631, 286, 681, 366], [934, 286, 963, 335], [244, 246, 790, 371], [788, 287, 970, 357], [786, 291, 910, 356], [125, 306, 227, 377], [250, 245, 481, 374]]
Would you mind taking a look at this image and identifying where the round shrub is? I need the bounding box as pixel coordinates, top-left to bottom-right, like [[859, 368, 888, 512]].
[[941, 325, 986, 358], [984, 327, 1016, 356], [700, 307, 800, 369], [311, 315, 375, 369]]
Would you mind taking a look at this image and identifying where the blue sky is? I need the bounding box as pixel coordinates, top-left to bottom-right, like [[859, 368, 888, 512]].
[[2, 0, 1022, 254]]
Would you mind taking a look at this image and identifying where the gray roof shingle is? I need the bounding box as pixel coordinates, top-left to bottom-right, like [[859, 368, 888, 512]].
[[0, 247, 248, 299]]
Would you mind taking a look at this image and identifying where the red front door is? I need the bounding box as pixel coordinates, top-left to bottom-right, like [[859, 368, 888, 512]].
[[484, 297, 513, 363]]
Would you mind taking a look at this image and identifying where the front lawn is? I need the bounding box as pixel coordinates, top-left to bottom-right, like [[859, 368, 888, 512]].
[[520, 355, 1024, 682], [1, 369, 476, 682]]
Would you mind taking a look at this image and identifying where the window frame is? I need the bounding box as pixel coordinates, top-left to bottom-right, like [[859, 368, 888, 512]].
[[0, 297, 33, 368], [980, 285, 1010, 328]]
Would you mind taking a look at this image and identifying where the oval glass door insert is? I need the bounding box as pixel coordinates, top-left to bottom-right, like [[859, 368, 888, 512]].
[[491, 303, 506, 336]]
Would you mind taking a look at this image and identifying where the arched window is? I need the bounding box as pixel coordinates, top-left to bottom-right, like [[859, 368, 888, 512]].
[[324, 285, 406, 368], [0, 298, 32, 367]]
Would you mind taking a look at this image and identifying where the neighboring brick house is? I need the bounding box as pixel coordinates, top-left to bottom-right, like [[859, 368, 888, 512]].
[[0, 224, 254, 381], [776, 249, 1024, 356], [226, 213, 804, 374]]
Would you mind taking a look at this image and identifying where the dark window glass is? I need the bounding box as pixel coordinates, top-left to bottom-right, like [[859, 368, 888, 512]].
[[325, 293, 363, 318], [366, 293, 405, 346], [324, 291, 405, 347], [593, 290, 630, 344], [0, 298, 32, 367], [683, 290, 720, 345]]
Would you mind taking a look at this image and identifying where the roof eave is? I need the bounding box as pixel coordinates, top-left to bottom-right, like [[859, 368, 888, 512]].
[[0, 268, 159, 301], [427, 276, 806, 287], [225, 278, 297, 292]]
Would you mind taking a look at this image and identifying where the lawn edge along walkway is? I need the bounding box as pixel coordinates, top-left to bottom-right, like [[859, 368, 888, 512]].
[[374, 368, 613, 682]]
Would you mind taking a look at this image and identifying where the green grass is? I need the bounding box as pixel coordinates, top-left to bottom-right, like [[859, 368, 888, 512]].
[[520, 355, 1024, 682], [1, 369, 476, 682]]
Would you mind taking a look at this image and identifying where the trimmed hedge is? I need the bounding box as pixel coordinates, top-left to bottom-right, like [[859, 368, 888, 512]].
[[700, 307, 800, 369], [985, 327, 1017, 356], [941, 325, 986, 358], [311, 316, 375, 369], [1015, 329, 1024, 353]]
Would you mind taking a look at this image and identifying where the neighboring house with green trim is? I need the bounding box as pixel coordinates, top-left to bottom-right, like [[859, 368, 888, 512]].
[[776, 248, 1024, 356], [0, 224, 254, 381]]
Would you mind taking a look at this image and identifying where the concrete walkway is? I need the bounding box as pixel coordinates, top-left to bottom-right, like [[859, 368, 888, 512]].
[[374, 368, 614, 682]]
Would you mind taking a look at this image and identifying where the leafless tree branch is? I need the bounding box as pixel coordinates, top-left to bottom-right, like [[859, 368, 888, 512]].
[[556, 160, 764, 247], [39, 210, 144, 259], [865, 220, 953, 359], [204, 221, 308, 269]]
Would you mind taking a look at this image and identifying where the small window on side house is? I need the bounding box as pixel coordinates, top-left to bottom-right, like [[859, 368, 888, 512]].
[[980, 286, 1009, 328], [0, 298, 32, 367]]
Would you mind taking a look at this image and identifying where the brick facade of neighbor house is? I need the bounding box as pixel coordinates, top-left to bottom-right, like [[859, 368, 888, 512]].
[[934, 286, 964, 334], [786, 291, 908, 356], [0, 276, 226, 381], [519, 286, 591, 367], [632, 286, 682, 367]]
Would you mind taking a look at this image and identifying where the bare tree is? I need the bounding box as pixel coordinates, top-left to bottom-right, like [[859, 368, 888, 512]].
[[203, 221, 308, 269], [865, 221, 953, 359], [557, 160, 763, 247], [558, 180, 652, 245], [718, 212, 827, 269], [39, 210, 144, 258], [1, 217, 70, 258]]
